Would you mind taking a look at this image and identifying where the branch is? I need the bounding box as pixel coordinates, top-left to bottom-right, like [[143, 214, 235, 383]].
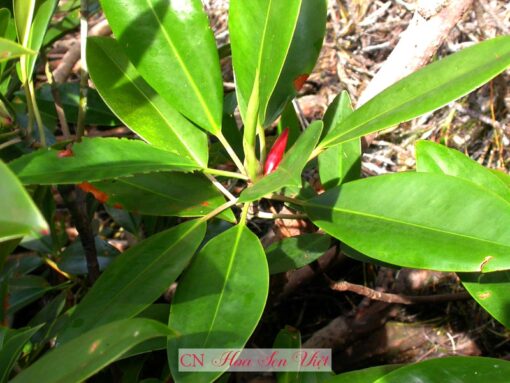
[[329, 280, 471, 305]]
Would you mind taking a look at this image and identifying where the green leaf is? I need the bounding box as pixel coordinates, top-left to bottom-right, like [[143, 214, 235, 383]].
[[0, 160, 48, 242], [14, 0, 57, 80], [239, 120, 323, 202], [320, 36, 510, 149], [11, 319, 175, 383], [92, 172, 236, 223], [9, 137, 200, 185], [168, 224, 269, 383], [0, 37, 35, 62], [372, 356, 510, 383], [58, 236, 119, 275], [87, 37, 208, 166], [274, 326, 301, 383], [415, 140, 510, 201], [0, 325, 43, 383], [324, 365, 401, 383], [32, 83, 120, 127], [266, 233, 330, 274], [264, 0, 327, 126], [100, 0, 223, 134], [229, 0, 302, 124], [460, 271, 510, 328], [318, 92, 361, 189], [58, 220, 205, 343], [490, 169, 510, 189], [305, 172, 510, 272]]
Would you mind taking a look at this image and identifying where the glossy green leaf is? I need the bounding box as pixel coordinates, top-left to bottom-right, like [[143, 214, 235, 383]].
[[14, 0, 57, 80], [168, 224, 269, 383], [230, 0, 302, 124], [87, 37, 208, 166], [101, 0, 223, 134], [274, 326, 301, 383], [0, 160, 48, 242], [92, 172, 235, 222], [416, 140, 510, 201], [58, 236, 119, 275], [0, 325, 43, 383], [491, 169, 510, 189], [264, 0, 327, 125], [325, 365, 401, 383], [10, 137, 200, 185], [306, 172, 510, 272], [319, 92, 361, 189], [11, 319, 175, 383], [0, 8, 11, 38], [13, 0, 35, 53], [266, 233, 330, 274], [320, 36, 510, 149], [239, 120, 323, 202], [58, 220, 205, 343], [461, 271, 510, 328], [0, 37, 35, 62], [373, 356, 510, 383]]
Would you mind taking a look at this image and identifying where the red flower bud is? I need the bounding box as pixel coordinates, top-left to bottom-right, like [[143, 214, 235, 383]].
[[264, 128, 289, 175]]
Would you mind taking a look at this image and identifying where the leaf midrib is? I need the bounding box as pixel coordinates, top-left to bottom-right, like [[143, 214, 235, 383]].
[[324, 48, 510, 147], [202, 226, 244, 347], [69, 222, 203, 334], [144, 0, 219, 133], [97, 41, 207, 167], [309, 203, 510, 250]]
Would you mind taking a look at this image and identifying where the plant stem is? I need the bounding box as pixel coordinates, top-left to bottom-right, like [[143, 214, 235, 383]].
[[42, 256, 75, 280], [217, 132, 247, 176], [203, 167, 249, 180], [257, 122, 266, 167], [266, 193, 306, 206], [309, 145, 325, 162], [243, 72, 261, 180], [204, 173, 237, 202], [0, 129, 20, 140], [76, 0, 89, 141], [45, 60, 71, 139], [60, 185, 100, 285], [239, 202, 250, 226], [255, 211, 307, 220], [0, 137, 22, 150], [28, 80, 46, 147], [198, 199, 238, 224], [23, 85, 34, 141]]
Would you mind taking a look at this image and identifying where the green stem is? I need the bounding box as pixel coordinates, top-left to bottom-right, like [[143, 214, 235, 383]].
[[266, 193, 306, 206], [28, 81, 46, 147], [204, 173, 237, 202], [239, 202, 250, 226], [203, 167, 249, 180], [243, 72, 261, 180], [198, 199, 238, 224], [309, 145, 326, 162], [217, 132, 247, 176], [23, 85, 34, 141]]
